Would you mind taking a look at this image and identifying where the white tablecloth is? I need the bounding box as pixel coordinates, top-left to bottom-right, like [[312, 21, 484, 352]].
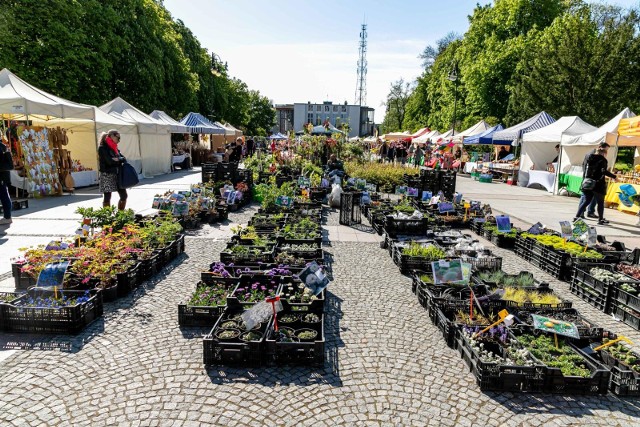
[[172, 154, 186, 164], [527, 170, 556, 192], [71, 171, 97, 187], [464, 162, 477, 173], [10, 170, 27, 190]]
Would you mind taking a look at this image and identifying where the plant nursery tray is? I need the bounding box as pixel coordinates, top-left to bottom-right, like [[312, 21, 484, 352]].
[[2, 289, 103, 334], [265, 315, 325, 367]]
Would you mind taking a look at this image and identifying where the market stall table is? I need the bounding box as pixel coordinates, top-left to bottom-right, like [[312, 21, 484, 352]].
[[527, 170, 556, 192], [71, 171, 97, 188], [605, 182, 640, 214], [172, 154, 191, 170], [558, 173, 583, 194]]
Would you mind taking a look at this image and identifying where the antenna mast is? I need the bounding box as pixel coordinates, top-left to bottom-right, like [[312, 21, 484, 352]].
[[354, 22, 367, 106]]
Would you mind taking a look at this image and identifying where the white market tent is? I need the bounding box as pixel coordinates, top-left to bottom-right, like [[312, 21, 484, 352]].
[[383, 131, 411, 141], [452, 120, 491, 143], [223, 122, 243, 137], [519, 116, 596, 186], [410, 127, 430, 138], [214, 121, 237, 137], [558, 108, 634, 186], [150, 110, 190, 133], [413, 130, 440, 144], [432, 129, 454, 143], [0, 68, 142, 174], [101, 97, 171, 177], [492, 111, 556, 145]]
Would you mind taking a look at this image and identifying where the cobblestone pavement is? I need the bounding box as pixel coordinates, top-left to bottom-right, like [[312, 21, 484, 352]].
[[0, 209, 639, 426]]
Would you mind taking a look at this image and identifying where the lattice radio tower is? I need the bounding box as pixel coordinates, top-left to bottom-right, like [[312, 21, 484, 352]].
[[354, 22, 367, 106]]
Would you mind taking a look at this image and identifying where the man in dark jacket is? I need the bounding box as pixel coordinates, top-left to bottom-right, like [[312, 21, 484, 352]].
[[578, 148, 597, 218], [574, 143, 616, 225]]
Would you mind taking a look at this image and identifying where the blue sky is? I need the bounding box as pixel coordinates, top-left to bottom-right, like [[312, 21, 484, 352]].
[[163, 0, 639, 122]]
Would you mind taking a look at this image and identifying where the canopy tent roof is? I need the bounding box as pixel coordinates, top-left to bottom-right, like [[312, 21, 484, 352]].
[[452, 120, 491, 142], [410, 127, 430, 138], [463, 124, 504, 145], [180, 112, 225, 134], [0, 68, 95, 119], [149, 110, 190, 133], [561, 108, 634, 147], [223, 122, 243, 136], [492, 111, 555, 144], [432, 129, 454, 143], [383, 131, 411, 140], [214, 121, 237, 136], [523, 116, 597, 143], [604, 115, 640, 147], [413, 130, 440, 144], [269, 133, 288, 140], [101, 97, 169, 134]]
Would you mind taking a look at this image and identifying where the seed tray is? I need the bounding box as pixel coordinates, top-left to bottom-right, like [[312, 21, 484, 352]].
[[2, 289, 103, 334], [599, 349, 640, 396], [384, 216, 430, 239], [611, 304, 640, 330]]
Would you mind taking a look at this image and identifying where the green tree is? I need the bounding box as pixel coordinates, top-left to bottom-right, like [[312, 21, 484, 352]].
[[381, 78, 413, 133], [246, 90, 275, 136]]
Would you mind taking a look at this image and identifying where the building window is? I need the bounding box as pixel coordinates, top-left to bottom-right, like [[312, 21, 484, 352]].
[[341, 105, 347, 112], [333, 105, 338, 112], [307, 113, 313, 123], [323, 105, 329, 112], [316, 105, 321, 112], [308, 104, 313, 112], [316, 117, 321, 125]]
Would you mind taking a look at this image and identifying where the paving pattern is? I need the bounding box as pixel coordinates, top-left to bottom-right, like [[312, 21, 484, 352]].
[[0, 209, 639, 426]]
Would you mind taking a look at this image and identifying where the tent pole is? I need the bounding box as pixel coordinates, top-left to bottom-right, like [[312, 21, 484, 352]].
[[554, 145, 563, 195]]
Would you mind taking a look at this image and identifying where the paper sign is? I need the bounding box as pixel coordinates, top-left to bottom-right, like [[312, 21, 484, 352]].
[[438, 202, 455, 214], [559, 221, 573, 239], [496, 215, 511, 233], [422, 191, 432, 201], [431, 258, 463, 285], [470, 201, 481, 211], [407, 187, 419, 197], [454, 193, 463, 204], [297, 261, 330, 296], [587, 227, 597, 246], [365, 183, 377, 192], [531, 314, 580, 339], [395, 186, 407, 195], [36, 261, 70, 289], [356, 179, 366, 190], [297, 176, 311, 187], [572, 219, 588, 239]]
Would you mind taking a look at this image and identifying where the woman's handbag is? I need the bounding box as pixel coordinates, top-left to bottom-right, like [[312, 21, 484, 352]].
[[118, 161, 139, 189], [581, 178, 596, 191], [0, 145, 14, 171]]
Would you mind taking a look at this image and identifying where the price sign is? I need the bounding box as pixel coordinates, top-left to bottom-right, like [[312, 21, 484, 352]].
[[531, 314, 580, 339], [421, 191, 432, 201], [496, 215, 511, 233], [407, 187, 419, 197], [559, 221, 573, 239]]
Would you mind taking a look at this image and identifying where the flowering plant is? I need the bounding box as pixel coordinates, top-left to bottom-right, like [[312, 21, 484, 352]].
[[235, 182, 249, 193], [232, 281, 278, 303], [188, 283, 229, 307], [14, 290, 91, 308]]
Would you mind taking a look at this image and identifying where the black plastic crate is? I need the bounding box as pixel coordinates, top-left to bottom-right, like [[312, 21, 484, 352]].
[[116, 262, 141, 297], [2, 289, 103, 334], [542, 346, 610, 395], [510, 308, 602, 341], [203, 307, 268, 366], [460, 255, 503, 272], [611, 304, 640, 330], [265, 315, 325, 366], [279, 285, 325, 314], [11, 262, 38, 290], [225, 275, 284, 309], [490, 233, 516, 249], [598, 348, 640, 396], [457, 331, 546, 392], [384, 216, 430, 239], [220, 244, 275, 264], [178, 276, 238, 327], [275, 246, 323, 262], [612, 285, 640, 313], [137, 253, 159, 280], [571, 263, 622, 313]]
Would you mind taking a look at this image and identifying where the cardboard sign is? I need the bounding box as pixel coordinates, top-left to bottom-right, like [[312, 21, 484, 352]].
[[407, 187, 419, 197], [559, 221, 573, 239], [496, 215, 511, 233], [531, 314, 580, 339], [438, 202, 455, 214], [422, 191, 432, 201], [395, 186, 407, 195], [36, 261, 70, 289], [431, 259, 463, 285], [297, 261, 330, 296]]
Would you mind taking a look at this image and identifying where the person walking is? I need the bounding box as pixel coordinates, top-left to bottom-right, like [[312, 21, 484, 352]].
[[246, 137, 255, 157], [0, 140, 14, 225], [98, 130, 128, 210], [579, 148, 597, 218], [413, 143, 424, 168], [574, 142, 616, 225]]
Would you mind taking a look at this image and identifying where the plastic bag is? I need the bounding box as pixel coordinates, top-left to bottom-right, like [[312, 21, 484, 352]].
[[328, 183, 343, 208]]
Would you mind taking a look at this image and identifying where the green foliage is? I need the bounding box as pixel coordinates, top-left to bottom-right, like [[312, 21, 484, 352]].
[[75, 206, 136, 232], [401, 243, 446, 259], [517, 334, 592, 377], [344, 162, 418, 190], [254, 181, 296, 212]]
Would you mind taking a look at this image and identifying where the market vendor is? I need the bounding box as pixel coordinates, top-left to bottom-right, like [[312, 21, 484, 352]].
[[497, 146, 509, 160], [326, 154, 344, 178], [546, 144, 560, 169]]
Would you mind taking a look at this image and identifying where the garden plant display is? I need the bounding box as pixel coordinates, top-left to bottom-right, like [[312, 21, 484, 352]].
[[187, 283, 229, 307], [520, 233, 603, 259], [232, 281, 279, 303], [516, 334, 591, 377], [601, 341, 640, 373], [589, 267, 636, 284], [498, 287, 564, 307], [279, 217, 320, 240], [617, 263, 640, 281], [13, 290, 92, 308], [461, 326, 535, 367], [401, 243, 446, 259], [476, 271, 537, 288]]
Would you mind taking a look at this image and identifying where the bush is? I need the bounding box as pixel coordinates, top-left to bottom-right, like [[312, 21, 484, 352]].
[[344, 162, 418, 190]]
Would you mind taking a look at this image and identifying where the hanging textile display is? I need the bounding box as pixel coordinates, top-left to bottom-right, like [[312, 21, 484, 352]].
[[18, 127, 62, 197]]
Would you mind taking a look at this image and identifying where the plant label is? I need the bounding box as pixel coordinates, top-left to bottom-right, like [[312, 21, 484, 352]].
[[559, 221, 573, 239], [297, 176, 310, 187], [531, 314, 580, 339], [297, 261, 329, 296], [36, 261, 70, 289], [438, 202, 455, 214], [275, 196, 293, 207], [527, 222, 544, 235], [496, 215, 511, 233], [572, 219, 588, 239], [587, 227, 597, 246], [395, 186, 407, 195], [365, 183, 377, 193], [172, 201, 189, 216], [45, 241, 69, 251], [432, 258, 463, 285], [470, 201, 482, 212], [454, 193, 463, 204], [407, 187, 419, 197], [473, 217, 486, 223], [422, 191, 432, 201], [483, 204, 492, 215]]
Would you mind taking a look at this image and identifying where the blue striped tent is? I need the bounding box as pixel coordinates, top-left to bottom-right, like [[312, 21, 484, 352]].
[[180, 112, 225, 134], [463, 124, 504, 145], [491, 112, 555, 145]]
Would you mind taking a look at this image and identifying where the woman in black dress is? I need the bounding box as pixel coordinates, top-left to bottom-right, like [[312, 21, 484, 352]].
[[98, 130, 128, 210]]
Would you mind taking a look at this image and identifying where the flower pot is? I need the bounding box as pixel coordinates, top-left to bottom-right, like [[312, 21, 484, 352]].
[[219, 320, 239, 330], [301, 314, 321, 325], [240, 331, 263, 342], [274, 327, 299, 343], [215, 328, 241, 341], [295, 328, 318, 342], [279, 314, 300, 326]]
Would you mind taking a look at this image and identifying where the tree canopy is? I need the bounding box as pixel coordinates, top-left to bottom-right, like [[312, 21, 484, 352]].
[[0, 0, 274, 134], [388, 0, 640, 133]]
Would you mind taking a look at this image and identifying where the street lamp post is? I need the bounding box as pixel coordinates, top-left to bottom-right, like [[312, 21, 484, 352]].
[[447, 61, 459, 135]]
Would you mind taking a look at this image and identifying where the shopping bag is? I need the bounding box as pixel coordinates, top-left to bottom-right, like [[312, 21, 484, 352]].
[[118, 162, 139, 189]]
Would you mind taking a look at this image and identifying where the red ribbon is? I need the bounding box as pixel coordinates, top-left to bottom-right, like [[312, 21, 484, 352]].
[[266, 296, 280, 331]]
